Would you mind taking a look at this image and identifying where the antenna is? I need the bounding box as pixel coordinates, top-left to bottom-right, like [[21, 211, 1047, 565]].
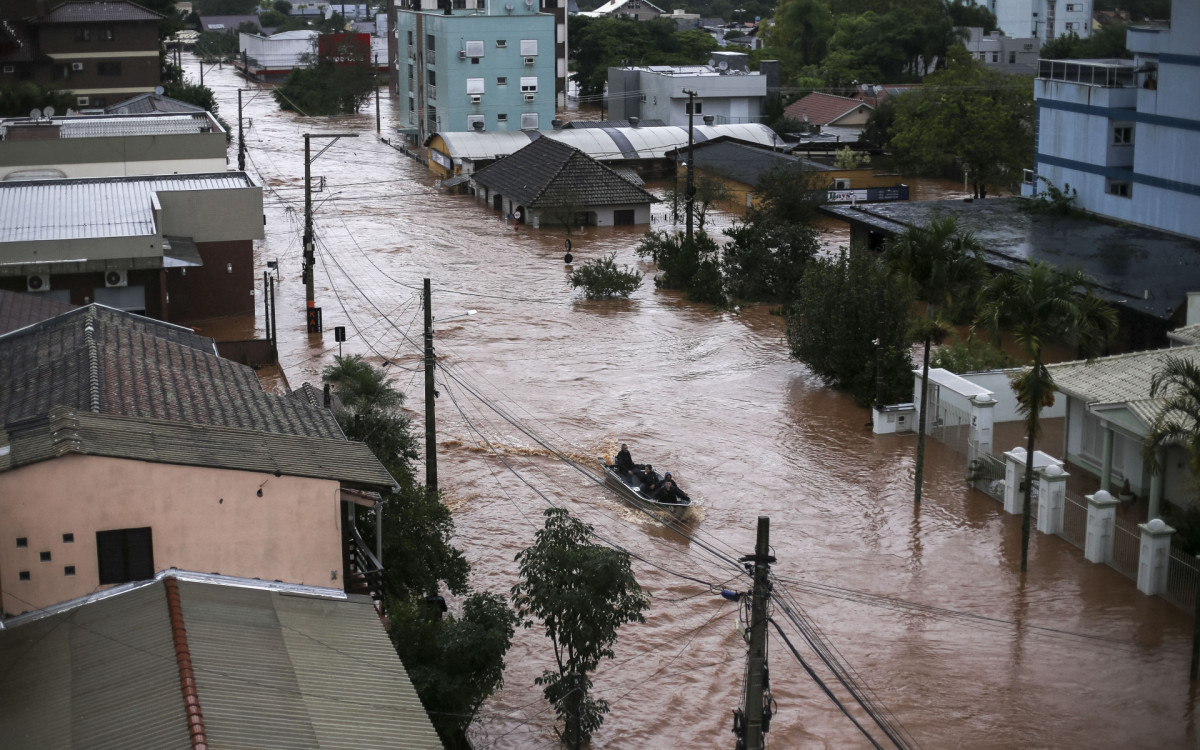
[[154, 85, 165, 96], [42, 105, 55, 118], [29, 108, 41, 120]]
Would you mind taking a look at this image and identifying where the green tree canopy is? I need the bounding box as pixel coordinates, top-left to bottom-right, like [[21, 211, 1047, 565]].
[[569, 16, 722, 98], [512, 507, 650, 747], [1041, 24, 1131, 59], [273, 34, 376, 115], [0, 82, 74, 118], [888, 46, 1034, 197]]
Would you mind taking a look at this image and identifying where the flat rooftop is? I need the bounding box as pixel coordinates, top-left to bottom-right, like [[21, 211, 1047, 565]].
[[821, 197, 1200, 322]]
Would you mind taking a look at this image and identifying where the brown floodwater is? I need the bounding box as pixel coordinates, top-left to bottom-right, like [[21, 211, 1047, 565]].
[[196, 58, 1196, 749]]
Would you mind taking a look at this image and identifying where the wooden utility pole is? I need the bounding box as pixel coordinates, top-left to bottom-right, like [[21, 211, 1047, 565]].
[[742, 516, 774, 750], [424, 278, 438, 492], [684, 88, 697, 242]]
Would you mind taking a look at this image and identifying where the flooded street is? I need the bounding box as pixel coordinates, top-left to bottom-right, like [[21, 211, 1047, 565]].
[[198, 59, 1197, 748]]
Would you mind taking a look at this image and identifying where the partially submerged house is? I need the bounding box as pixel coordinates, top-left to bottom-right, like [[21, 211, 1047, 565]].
[[470, 136, 657, 227], [783, 92, 874, 129]]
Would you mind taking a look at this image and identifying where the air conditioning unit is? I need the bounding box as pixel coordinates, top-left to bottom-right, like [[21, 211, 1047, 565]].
[[104, 269, 128, 288], [470, 94, 482, 103], [26, 274, 50, 292], [458, 50, 467, 59], [524, 56, 535, 65], [524, 93, 535, 102], [72, 62, 84, 71]]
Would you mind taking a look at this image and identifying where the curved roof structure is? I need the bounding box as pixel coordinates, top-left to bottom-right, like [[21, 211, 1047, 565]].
[[432, 123, 784, 165]]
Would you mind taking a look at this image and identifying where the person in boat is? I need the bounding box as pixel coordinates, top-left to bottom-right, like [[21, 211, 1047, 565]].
[[614, 443, 636, 478], [656, 473, 690, 504], [637, 464, 660, 495]]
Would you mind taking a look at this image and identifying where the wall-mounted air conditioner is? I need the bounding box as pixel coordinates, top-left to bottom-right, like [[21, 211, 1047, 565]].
[[524, 56, 535, 65], [72, 62, 84, 71], [458, 50, 467, 59], [470, 94, 482, 103], [26, 274, 50, 292], [524, 93, 535, 102], [105, 269, 128, 288]]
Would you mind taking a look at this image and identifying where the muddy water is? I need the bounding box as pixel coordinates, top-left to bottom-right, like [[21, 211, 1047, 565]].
[[196, 58, 1196, 749]]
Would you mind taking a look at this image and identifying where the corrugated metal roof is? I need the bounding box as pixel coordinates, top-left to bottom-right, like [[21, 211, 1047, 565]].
[[0, 583, 192, 750], [179, 580, 443, 749], [437, 123, 782, 163], [42, 1, 165, 22], [104, 94, 206, 115], [0, 113, 220, 139], [0, 172, 256, 243]]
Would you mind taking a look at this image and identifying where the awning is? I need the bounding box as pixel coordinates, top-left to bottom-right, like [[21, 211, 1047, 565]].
[[441, 175, 470, 188], [163, 235, 203, 267]]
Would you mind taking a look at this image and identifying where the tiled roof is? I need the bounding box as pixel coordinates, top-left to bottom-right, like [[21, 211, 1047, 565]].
[[667, 138, 817, 188], [1168, 324, 1200, 346], [0, 172, 256, 243], [0, 288, 75, 335], [784, 92, 873, 126], [42, 1, 165, 23], [0, 573, 441, 749], [1049, 344, 1200, 430], [471, 136, 658, 209], [0, 20, 41, 63], [103, 93, 206, 114]]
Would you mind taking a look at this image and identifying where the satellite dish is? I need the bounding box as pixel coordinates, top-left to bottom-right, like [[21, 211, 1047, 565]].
[[42, 105, 55, 118], [29, 108, 41, 120], [155, 85, 165, 96], [718, 61, 728, 70]]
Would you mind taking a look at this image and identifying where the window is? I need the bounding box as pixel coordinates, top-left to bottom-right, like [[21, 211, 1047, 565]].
[[471, 57, 479, 64], [76, 96, 89, 106], [497, 113, 507, 121], [63, 533, 74, 543], [465, 40, 485, 57], [19, 571, 30, 581], [16, 537, 27, 548], [497, 76, 507, 86], [40, 551, 51, 562], [1107, 179, 1132, 198], [520, 39, 538, 56], [100, 27, 114, 41], [426, 34, 435, 50], [685, 101, 703, 115], [1009, 51, 1016, 64], [2, 65, 13, 74], [496, 39, 507, 48], [52, 64, 71, 81], [614, 209, 635, 226], [97, 61, 122, 76], [520, 76, 538, 92], [1065, 22, 1076, 30], [427, 70, 436, 85], [65, 566, 76, 576], [75, 28, 92, 41], [96, 527, 154, 585], [1066, 3, 1077, 10], [992, 51, 999, 62], [408, 63, 413, 81], [91, 97, 106, 107], [407, 30, 413, 44], [979, 52, 986, 60], [1113, 125, 1133, 145], [521, 112, 539, 130]]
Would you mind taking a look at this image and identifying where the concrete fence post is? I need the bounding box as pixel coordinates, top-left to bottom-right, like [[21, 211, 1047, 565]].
[[968, 393, 996, 464], [1137, 518, 1175, 596], [1036, 463, 1069, 536], [1003, 447, 1026, 515], [1084, 490, 1119, 564]]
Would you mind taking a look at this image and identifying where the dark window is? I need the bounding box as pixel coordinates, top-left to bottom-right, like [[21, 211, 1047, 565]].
[[19, 571, 30, 581], [91, 97, 106, 107], [471, 57, 479, 64], [614, 209, 636, 226], [65, 566, 76, 576], [96, 527, 154, 584], [76, 28, 92, 42], [63, 533, 74, 543], [685, 101, 702, 115], [97, 61, 122, 76], [100, 27, 114, 41], [40, 551, 51, 562], [16, 537, 27, 548], [52, 64, 71, 81], [1009, 52, 1016, 64], [493, 194, 503, 211]]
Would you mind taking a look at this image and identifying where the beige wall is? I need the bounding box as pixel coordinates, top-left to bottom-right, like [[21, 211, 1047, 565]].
[[0, 455, 344, 615]]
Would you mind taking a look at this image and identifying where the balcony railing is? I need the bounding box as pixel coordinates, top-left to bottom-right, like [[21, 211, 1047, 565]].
[[427, 83, 436, 100], [425, 48, 436, 65], [346, 523, 384, 602], [1038, 58, 1137, 87]]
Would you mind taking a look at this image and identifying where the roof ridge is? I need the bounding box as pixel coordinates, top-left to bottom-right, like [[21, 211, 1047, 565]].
[[84, 307, 101, 412], [164, 577, 210, 750]]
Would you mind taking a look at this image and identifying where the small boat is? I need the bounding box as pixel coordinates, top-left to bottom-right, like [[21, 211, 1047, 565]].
[[599, 457, 693, 518]]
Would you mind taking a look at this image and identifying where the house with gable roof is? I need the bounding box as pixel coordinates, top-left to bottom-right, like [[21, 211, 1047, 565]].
[[784, 92, 874, 129], [0, 304, 396, 617], [469, 136, 658, 227]]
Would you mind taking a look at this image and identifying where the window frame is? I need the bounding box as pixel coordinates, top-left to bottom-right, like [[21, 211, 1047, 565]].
[[96, 527, 155, 585]]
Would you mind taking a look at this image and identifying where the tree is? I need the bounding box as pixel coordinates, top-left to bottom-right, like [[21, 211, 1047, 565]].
[[888, 47, 1034, 198], [511, 508, 650, 747], [787, 249, 915, 405], [765, 0, 834, 67], [1040, 24, 1131, 60], [635, 230, 726, 306], [947, 0, 998, 34], [273, 34, 375, 115], [883, 217, 986, 504], [722, 217, 819, 303], [388, 593, 517, 749], [976, 261, 1116, 572], [569, 253, 643, 299], [0, 82, 74, 118], [1146, 355, 1200, 517]]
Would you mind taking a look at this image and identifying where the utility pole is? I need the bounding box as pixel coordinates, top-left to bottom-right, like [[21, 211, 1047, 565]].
[[303, 132, 358, 333], [423, 278, 438, 492], [683, 88, 697, 242], [375, 53, 381, 134], [741, 516, 774, 750], [237, 88, 245, 171]]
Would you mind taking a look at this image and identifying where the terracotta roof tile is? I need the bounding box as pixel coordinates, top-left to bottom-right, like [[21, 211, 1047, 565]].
[[784, 92, 873, 126]]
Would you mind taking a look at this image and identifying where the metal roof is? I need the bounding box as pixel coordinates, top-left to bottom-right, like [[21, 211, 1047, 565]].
[[0, 113, 220, 139], [0, 172, 256, 244], [436, 123, 783, 164], [104, 93, 206, 115], [42, 1, 165, 22], [0, 576, 442, 749]]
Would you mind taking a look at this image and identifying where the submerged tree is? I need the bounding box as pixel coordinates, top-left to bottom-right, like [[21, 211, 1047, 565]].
[[512, 507, 649, 747], [569, 253, 643, 299], [975, 261, 1116, 572], [883, 216, 986, 504], [273, 34, 375, 115], [636, 230, 726, 306]]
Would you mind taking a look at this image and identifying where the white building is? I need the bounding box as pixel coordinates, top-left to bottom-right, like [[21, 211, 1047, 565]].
[[607, 52, 779, 127], [1026, 4, 1200, 239], [970, 0, 1093, 43], [962, 26, 1040, 74]]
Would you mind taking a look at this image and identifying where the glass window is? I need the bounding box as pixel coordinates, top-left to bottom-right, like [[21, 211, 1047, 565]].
[[497, 76, 507, 85], [465, 40, 485, 57], [1113, 125, 1133, 145], [520, 76, 538, 92], [521, 112, 539, 129], [96, 527, 154, 585]]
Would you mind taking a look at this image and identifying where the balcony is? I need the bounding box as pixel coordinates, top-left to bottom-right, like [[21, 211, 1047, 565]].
[[427, 83, 436, 100], [345, 523, 384, 602], [425, 48, 436, 65], [1038, 58, 1137, 88]]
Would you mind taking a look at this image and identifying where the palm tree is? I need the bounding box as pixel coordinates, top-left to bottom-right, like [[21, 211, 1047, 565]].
[[884, 216, 986, 504], [976, 260, 1117, 572], [1146, 355, 1200, 508]]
